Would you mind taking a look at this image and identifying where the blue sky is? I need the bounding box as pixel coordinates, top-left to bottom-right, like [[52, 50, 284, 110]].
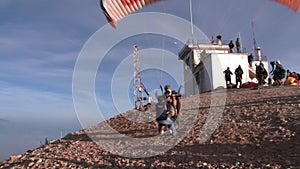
[[0, 0, 299, 161]]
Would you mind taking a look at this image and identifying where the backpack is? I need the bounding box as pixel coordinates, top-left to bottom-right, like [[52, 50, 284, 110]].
[[275, 64, 286, 78], [280, 68, 286, 78]]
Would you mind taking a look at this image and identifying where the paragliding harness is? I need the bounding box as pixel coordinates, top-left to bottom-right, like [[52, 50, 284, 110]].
[[156, 86, 182, 130], [171, 90, 182, 120], [159, 85, 182, 119], [155, 91, 181, 134]]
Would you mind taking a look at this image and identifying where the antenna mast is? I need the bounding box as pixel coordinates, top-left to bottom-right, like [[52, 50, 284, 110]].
[[189, 0, 195, 44], [238, 32, 242, 52], [251, 20, 258, 60], [133, 45, 144, 110]]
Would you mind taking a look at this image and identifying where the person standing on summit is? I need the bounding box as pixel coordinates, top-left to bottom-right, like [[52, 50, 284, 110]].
[[256, 62, 268, 85], [235, 65, 244, 88], [235, 37, 241, 53], [224, 67, 233, 87], [228, 40, 234, 53]]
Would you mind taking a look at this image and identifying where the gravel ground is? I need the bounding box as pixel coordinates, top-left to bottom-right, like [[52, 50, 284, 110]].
[[1, 86, 299, 169]]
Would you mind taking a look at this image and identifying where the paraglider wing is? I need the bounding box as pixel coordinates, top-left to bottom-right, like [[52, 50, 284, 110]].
[[100, 0, 163, 28], [273, 0, 300, 12], [99, 0, 299, 28]]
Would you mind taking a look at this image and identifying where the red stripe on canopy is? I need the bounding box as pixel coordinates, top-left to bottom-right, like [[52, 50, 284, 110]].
[[101, 0, 163, 27], [274, 0, 300, 12]]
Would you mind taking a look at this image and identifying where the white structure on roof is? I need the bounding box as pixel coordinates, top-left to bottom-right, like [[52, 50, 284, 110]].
[[178, 41, 268, 96]]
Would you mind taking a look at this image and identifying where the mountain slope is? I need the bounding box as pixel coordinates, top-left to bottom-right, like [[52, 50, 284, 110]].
[[1, 86, 299, 168]]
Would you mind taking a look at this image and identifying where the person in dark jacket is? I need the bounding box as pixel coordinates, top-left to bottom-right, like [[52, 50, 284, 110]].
[[256, 62, 268, 85], [235, 65, 244, 88], [224, 67, 233, 86], [235, 37, 241, 53], [228, 40, 234, 53], [156, 95, 176, 135], [270, 60, 285, 85]]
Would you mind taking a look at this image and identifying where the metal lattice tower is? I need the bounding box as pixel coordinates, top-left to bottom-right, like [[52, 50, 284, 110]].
[[133, 45, 144, 109]]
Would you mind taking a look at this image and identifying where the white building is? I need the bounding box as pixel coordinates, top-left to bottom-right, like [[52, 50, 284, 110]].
[[178, 42, 268, 96]]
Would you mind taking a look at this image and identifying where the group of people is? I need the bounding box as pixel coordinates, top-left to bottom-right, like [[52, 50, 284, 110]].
[[284, 69, 300, 86], [228, 37, 241, 53], [223, 60, 299, 88], [155, 62, 298, 136], [212, 35, 241, 53], [257, 60, 300, 86], [155, 85, 182, 135], [223, 65, 244, 88]]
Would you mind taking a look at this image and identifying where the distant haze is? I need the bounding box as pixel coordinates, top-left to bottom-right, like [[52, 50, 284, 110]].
[[0, 118, 81, 161]]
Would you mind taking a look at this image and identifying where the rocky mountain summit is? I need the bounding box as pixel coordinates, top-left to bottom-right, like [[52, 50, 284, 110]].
[[1, 86, 299, 168]]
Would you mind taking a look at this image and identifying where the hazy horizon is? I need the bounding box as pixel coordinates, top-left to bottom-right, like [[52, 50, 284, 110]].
[[0, 117, 82, 161]]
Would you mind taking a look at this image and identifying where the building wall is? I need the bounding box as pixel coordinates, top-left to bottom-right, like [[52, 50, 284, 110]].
[[183, 51, 251, 95], [197, 54, 213, 93], [211, 53, 249, 89], [180, 44, 269, 96], [183, 51, 199, 96]]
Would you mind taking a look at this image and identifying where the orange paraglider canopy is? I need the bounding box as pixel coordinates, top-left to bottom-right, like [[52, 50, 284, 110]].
[[100, 0, 162, 28], [99, 0, 299, 28], [274, 0, 300, 12]]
